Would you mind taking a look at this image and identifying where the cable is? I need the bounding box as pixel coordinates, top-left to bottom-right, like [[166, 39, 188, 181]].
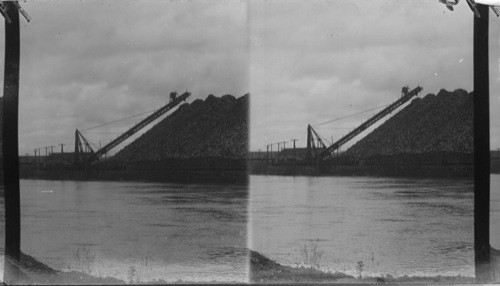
[[81, 132, 123, 135], [313, 103, 388, 127], [84, 136, 100, 151], [81, 109, 156, 132], [315, 127, 353, 130], [318, 133, 332, 146], [81, 96, 191, 132]]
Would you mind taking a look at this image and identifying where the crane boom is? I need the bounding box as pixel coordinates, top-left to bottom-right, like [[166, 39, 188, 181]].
[[88, 91, 190, 163], [75, 129, 95, 153], [306, 124, 328, 161], [318, 86, 423, 160]]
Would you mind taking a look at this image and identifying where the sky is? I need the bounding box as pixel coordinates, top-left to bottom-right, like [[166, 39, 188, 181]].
[[249, 0, 500, 151], [0, 0, 498, 155], [0, 0, 249, 155]]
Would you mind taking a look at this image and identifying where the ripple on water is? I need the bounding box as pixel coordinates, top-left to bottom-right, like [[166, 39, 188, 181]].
[[250, 175, 474, 277]]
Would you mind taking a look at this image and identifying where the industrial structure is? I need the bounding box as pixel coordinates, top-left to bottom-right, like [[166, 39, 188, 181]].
[[74, 91, 190, 167], [249, 85, 477, 179], [306, 86, 423, 162]]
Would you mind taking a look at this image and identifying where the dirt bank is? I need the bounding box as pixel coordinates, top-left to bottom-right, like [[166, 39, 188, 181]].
[[249, 250, 474, 283], [3, 252, 125, 285], [0, 250, 480, 284]]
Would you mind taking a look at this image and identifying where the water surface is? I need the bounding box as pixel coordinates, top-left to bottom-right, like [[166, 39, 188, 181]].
[[1, 175, 500, 282], [250, 175, 475, 277], [2, 179, 248, 283]]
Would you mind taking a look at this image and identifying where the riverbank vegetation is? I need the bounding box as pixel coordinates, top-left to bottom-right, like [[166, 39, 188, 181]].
[[0, 249, 477, 284], [2, 252, 124, 285], [250, 250, 474, 283]]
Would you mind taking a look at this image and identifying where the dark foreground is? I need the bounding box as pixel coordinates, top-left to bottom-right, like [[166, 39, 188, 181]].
[[3, 252, 124, 285], [3, 250, 496, 284], [249, 250, 476, 283]]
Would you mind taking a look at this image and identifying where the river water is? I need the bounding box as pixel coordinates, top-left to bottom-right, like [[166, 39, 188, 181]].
[[249, 175, 480, 278], [1, 175, 500, 282], [0, 180, 248, 283]]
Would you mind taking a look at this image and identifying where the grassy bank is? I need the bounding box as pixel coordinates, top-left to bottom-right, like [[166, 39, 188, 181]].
[[249, 250, 474, 283], [2, 249, 477, 284], [3, 252, 125, 285]]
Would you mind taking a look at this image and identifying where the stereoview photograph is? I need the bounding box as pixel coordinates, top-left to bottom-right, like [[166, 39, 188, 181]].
[[0, 0, 499, 284]]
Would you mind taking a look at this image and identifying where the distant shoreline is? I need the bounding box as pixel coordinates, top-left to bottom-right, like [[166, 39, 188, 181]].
[[16, 157, 248, 184], [249, 151, 479, 178], [17, 168, 248, 185], [250, 164, 475, 178]]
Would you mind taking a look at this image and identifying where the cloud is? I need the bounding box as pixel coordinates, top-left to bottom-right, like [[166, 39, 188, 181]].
[[248, 0, 497, 150], [0, 0, 249, 154], [1, 0, 499, 154]]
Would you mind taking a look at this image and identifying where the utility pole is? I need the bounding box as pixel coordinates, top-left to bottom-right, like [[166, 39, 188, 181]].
[[37, 148, 41, 166], [270, 143, 274, 164], [281, 141, 286, 163], [59, 143, 65, 154], [277, 142, 280, 163], [34, 149, 37, 166], [1, 0, 23, 267], [291, 139, 298, 168], [49, 145, 55, 167], [266, 144, 269, 161], [44, 146, 49, 167], [473, 4, 490, 282]]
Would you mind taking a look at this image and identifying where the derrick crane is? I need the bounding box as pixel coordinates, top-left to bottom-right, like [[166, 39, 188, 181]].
[[75, 91, 190, 165], [306, 124, 328, 161], [317, 86, 423, 161], [74, 129, 96, 165]]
